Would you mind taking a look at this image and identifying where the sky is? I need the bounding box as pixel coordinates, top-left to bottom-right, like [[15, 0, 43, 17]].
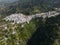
[[0, 0, 18, 2]]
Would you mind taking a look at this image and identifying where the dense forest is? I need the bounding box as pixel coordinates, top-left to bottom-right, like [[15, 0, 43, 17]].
[[27, 15, 60, 45], [0, 0, 60, 15]]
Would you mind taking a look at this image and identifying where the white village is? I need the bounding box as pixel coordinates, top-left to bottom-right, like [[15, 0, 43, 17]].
[[4, 11, 60, 24]]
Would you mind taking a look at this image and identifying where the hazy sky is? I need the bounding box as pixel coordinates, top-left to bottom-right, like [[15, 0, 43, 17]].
[[0, 0, 18, 2]]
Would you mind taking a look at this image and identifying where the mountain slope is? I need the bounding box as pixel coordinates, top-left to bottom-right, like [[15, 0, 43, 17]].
[[0, 0, 60, 15]]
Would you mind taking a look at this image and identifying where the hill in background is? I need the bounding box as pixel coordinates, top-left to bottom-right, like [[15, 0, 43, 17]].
[[0, 0, 60, 15]]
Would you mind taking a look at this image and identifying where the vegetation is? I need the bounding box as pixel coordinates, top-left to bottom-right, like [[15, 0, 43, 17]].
[[0, 0, 57, 15], [27, 15, 60, 45], [0, 18, 37, 45], [0, 0, 60, 45], [0, 14, 60, 45]]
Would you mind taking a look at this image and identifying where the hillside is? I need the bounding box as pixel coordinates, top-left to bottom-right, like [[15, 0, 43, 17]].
[[0, 13, 60, 45], [0, 0, 60, 45], [0, 0, 60, 15]]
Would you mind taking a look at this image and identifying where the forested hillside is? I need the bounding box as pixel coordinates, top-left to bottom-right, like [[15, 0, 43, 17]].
[[0, 0, 60, 15], [27, 14, 60, 45], [0, 14, 60, 45], [0, 0, 60, 45]]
